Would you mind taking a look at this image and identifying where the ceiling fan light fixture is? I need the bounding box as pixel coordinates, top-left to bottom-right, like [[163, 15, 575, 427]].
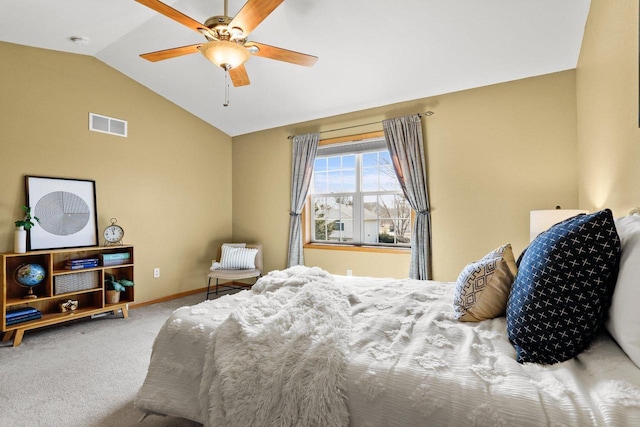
[[200, 40, 250, 69], [198, 28, 216, 41], [229, 27, 245, 40]]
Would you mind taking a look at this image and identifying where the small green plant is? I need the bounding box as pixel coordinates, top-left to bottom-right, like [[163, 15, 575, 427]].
[[105, 273, 135, 292], [15, 205, 40, 230]]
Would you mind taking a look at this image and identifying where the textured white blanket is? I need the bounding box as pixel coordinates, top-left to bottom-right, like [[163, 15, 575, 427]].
[[199, 266, 352, 427], [137, 272, 640, 427]]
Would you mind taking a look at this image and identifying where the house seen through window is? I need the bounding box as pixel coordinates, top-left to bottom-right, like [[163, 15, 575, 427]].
[[310, 136, 411, 247]]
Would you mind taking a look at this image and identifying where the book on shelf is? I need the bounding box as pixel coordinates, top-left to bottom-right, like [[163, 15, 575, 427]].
[[66, 261, 99, 266], [65, 265, 98, 270], [101, 252, 131, 266], [6, 313, 42, 326], [64, 258, 100, 270], [65, 258, 99, 266], [6, 307, 40, 319], [65, 260, 99, 270], [67, 257, 99, 264], [6, 307, 42, 326]]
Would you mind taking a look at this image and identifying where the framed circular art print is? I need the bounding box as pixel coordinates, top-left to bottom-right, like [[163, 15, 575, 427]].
[[25, 176, 99, 251]]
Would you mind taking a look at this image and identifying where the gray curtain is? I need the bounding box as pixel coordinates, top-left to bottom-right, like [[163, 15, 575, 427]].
[[382, 114, 431, 280], [287, 132, 320, 267]]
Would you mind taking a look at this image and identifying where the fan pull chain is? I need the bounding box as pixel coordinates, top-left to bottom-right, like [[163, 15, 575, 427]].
[[223, 68, 230, 107]]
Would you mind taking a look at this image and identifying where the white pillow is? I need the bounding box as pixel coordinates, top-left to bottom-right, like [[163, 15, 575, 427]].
[[607, 215, 640, 368], [220, 246, 258, 270]]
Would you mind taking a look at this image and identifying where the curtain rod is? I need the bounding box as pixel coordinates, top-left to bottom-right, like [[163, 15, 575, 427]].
[[287, 111, 434, 139]]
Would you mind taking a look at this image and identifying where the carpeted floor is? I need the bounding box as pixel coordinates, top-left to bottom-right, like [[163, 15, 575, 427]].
[[0, 291, 234, 427]]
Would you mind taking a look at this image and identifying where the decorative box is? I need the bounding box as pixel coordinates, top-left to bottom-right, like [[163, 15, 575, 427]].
[[54, 271, 99, 295]]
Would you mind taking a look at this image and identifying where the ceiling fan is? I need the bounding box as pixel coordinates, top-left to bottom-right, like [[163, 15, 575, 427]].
[[135, 0, 318, 88]]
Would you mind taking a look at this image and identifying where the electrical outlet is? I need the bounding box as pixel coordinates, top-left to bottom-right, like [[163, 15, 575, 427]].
[[153, 268, 160, 278], [346, 269, 353, 276]]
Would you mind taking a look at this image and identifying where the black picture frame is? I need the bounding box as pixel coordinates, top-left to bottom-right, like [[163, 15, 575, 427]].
[[25, 176, 99, 250]]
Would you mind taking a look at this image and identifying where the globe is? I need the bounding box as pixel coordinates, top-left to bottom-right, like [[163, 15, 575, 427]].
[[14, 263, 46, 299]]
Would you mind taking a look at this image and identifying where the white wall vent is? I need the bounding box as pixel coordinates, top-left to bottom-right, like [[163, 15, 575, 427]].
[[89, 113, 127, 137]]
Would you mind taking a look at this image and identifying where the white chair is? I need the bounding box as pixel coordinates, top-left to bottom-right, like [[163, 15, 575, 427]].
[[206, 243, 262, 299]]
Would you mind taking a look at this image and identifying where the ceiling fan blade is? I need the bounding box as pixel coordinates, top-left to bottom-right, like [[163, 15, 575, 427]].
[[229, 0, 284, 36], [229, 64, 251, 87], [140, 44, 203, 62], [247, 42, 318, 67], [136, 0, 206, 34]]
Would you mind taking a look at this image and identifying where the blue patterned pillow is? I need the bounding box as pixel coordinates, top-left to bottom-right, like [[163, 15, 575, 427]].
[[506, 209, 620, 364]]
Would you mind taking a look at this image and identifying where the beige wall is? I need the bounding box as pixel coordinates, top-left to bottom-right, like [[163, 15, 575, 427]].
[[4, 0, 631, 296], [577, 0, 640, 215], [0, 37, 584, 298], [0, 42, 233, 303], [233, 71, 579, 281]]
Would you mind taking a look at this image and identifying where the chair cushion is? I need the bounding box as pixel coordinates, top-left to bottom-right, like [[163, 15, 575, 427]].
[[208, 268, 261, 280]]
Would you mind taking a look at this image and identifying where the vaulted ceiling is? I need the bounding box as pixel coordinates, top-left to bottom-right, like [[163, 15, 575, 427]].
[[0, 0, 590, 136]]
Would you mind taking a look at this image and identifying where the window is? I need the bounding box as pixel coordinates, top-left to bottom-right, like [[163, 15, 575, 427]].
[[309, 135, 411, 247]]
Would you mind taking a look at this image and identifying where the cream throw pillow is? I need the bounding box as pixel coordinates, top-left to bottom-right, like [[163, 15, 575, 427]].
[[481, 243, 518, 277], [453, 244, 517, 322]]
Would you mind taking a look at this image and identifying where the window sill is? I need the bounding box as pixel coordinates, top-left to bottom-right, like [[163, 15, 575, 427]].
[[304, 243, 410, 254]]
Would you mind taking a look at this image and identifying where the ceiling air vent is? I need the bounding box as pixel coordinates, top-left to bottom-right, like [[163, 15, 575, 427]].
[[89, 113, 127, 137]]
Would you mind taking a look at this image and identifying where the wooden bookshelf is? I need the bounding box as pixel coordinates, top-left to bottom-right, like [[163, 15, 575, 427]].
[[1, 245, 134, 346]]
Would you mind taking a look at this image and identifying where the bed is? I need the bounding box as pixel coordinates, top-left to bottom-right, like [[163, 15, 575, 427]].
[[136, 210, 640, 426]]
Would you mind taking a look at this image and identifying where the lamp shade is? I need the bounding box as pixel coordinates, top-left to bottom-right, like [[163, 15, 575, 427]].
[[200, 40, 250, 69], [530, 209, 589, 242]]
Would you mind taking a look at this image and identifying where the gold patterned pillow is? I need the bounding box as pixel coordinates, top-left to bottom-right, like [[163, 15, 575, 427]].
[[453, 244, 518, 322]]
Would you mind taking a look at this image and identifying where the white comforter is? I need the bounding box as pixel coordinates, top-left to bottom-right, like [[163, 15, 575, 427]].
[[201, 266, 351, 427], [136, 271, 640, 426]]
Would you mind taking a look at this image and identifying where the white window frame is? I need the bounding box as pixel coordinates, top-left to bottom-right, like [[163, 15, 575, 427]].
[[309, 135, 411, 248]]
